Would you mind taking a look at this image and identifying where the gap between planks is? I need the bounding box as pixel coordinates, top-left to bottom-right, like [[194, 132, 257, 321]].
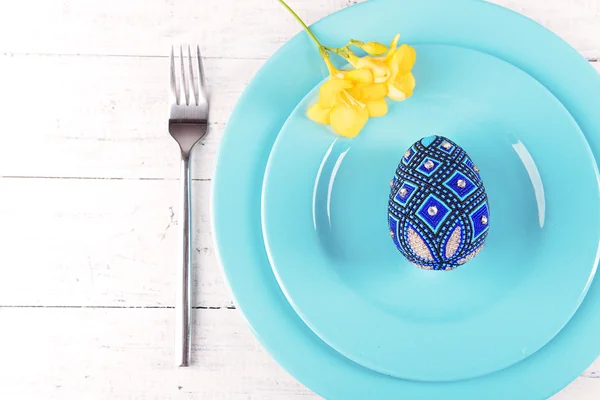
[[0, 178, 230, 308], [0, 175, 211, 181], [1, 52, 268, 60], [2, 51, 599, 63], [0, 305, 235, 309]]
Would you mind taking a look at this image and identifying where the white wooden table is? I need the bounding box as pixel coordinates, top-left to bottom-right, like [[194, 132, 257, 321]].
[[0, 0, 598, 398]]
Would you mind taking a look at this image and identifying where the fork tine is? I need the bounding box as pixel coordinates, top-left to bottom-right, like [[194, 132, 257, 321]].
[[196, 45, 208, 103], [188, 45, 199, 106], [170, 46, 179, 105], [180, 45, 189, 106]]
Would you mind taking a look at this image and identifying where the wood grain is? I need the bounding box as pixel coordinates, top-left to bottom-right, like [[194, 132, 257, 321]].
[[0, 308, 316, 400], [0, 178, 230, 307], [0, 0, 598, 59], [0, 54, 258, 181]]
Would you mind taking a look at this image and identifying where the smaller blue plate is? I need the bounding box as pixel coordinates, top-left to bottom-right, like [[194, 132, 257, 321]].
[[262, 45, 600, 381]]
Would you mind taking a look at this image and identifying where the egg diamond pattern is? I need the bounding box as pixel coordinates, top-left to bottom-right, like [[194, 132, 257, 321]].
[[388, 135, 490, 270]]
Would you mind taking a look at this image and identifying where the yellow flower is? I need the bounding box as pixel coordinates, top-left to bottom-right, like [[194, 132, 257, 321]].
[[306, 33, 416, 138], [276, 1, 417, 137]]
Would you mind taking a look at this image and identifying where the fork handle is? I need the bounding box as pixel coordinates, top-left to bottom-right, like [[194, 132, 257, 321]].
[[176, 154, 193, 367]]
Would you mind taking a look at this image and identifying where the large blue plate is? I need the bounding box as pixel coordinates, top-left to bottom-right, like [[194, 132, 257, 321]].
[[213, 0, 600, 398], [261, 44, 600, 382]]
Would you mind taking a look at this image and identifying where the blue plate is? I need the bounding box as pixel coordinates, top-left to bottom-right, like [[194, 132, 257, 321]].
[[261, 44, 600, 382], [213, 0, 600, 398]]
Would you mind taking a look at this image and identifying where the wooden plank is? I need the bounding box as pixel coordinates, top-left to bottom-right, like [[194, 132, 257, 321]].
[[554, 375, 600, 400], [0, 0, 598, 59], [0, 178, 233, 307], [0, 0, 356, 58], [0, 307, 594, 399], [0, 54, 260, 181], [0, 308, 317, 399], [554, 354, 600, 398]]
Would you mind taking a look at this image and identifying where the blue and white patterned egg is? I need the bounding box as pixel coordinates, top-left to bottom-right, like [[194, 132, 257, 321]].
[[388, 135, 490, 270]]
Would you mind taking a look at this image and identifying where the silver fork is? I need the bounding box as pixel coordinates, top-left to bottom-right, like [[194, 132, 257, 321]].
[[169, 44, 209, 367]]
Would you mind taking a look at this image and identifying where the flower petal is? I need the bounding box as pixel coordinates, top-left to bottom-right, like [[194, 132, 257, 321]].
[[344, 68, 374, 84], [355, 57, 391, 83], [352, 83, 388, 101], [385, 34, 401, 61], [319, 78, 354, 108], [396, 72, 416, 97], [387, 44, 417, 81], [330, 103, 369, 138], [387, 83, 406, 101], [307, 103, 331, 124], [387, 72, 416, 101], [396, 44, 417, 75], [323, 57, 338, 76], [362, 41, 388, 56], [366, 99, 388, 117]]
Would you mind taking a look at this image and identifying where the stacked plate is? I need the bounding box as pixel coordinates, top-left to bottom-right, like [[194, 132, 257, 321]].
[[213, 1, 600, 398]]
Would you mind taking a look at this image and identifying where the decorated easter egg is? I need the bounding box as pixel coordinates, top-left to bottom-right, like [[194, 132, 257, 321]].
[[388, 135, 490, 270]]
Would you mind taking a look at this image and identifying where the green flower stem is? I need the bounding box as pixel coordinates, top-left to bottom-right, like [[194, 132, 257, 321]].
[[277, 0, 324, 49], [276, 0, 358, 67]]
